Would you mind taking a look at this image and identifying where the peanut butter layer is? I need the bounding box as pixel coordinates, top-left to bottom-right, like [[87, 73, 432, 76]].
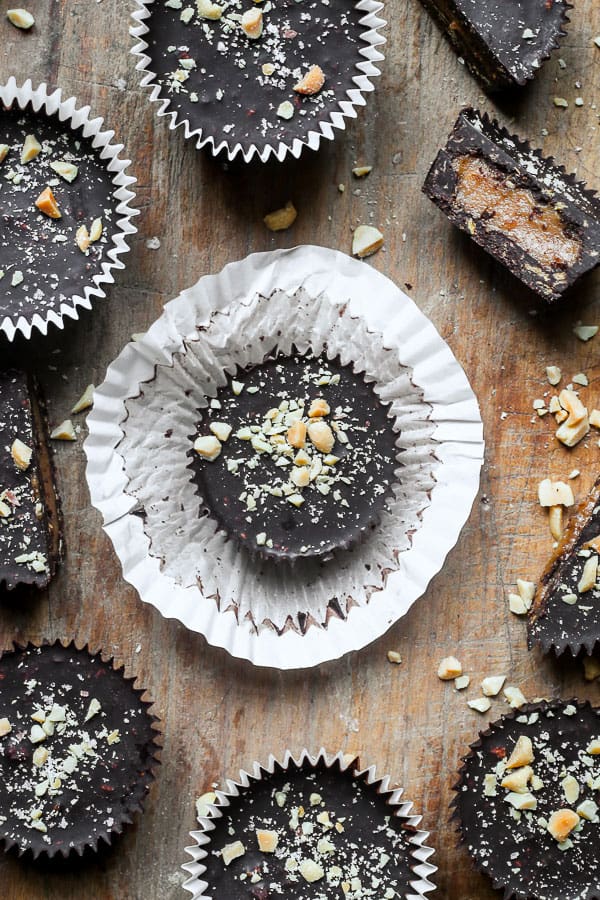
[[453, 155, 581, 269]]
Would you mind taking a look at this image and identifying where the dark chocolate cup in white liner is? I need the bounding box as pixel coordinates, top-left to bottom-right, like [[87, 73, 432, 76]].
[[182, 749, 437, 898], [0, 78, 137, 342], [130, 0, 386, 163], [84, 246, 484, 669]]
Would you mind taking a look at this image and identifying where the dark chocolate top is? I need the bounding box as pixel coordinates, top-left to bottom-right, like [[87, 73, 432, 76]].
[[0, 369, 60, 589], [143, 0, 368, 153], [455, 701, 600, 900], [422, 108, 600, 301], [0, 104, 118, 322], [190, 352, 400, 561], [200, 758, 417, 898], [0, 643, 158, 858]]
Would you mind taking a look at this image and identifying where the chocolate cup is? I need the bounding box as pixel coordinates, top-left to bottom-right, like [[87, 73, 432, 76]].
[[0, 640, 161, 861], [183, 749, 437, 898]]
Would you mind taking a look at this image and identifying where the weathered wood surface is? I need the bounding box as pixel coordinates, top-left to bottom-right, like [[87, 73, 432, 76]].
[[1, 0, 600, 897]]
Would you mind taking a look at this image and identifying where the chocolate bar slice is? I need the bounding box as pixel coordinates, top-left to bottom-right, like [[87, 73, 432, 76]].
[[0, 370, 62, 589], [423, 108, 600, 302], [528, 477, 600, 655], [419, 0, 570, 91]]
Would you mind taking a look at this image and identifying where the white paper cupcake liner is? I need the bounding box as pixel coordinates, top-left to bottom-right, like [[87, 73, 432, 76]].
[[182, 748, 437, 898], [0, 77, 138, 342], [85, 246, 483, 668], [130, 0, 386, 163]]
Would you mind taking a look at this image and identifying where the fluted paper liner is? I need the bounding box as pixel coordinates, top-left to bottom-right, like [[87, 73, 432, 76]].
[[182, 748, 437, 898], [0, 78, 138, 342], [84, 246, 484, 669], [130, 0, 386, 163]]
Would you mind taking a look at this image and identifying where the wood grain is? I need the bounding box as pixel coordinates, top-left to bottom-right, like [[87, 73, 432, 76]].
[[1, 0, 600, 897]]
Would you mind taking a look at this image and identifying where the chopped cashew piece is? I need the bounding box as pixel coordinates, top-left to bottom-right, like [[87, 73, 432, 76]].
[[7, 8, 35, 29], [548, 505, 563, 541], [196, 791, 217, 819], [501, 765, 533, 793], [547, 809, 579, 842], [573, 325, 598, 342], [299, 859, 324, 883], [0, 145, 8, 164], [587, 739, 600, 755], [556, 414, 589, 448], [517, 579, 535, 606], [50, 160, 78, 182], [437, 656, 462, 680], [264, 200, 297, 232], [546, 366, 561, 386], [71, 384, 95, 414], [509, 593, 527, 615], [194, 435, 222, 461], [538, 479, 574, 508], [294, 65, 325, 95], [11, 438, 32, 471], [196, 0, 223, 18], [76, 224, 91, 253], [578, 555, 598, 593], [387, 650, 402, 664], [352, 225, 384, 259], [506, 735, 534, 769], [256, 829, 278, 853], [89, 217, 103, 243], [287, 420, 307, 448], [562, 774, 580, 805], [454, 674, 470, 690], [307, 421, 334, 454], [222, 841, 245, 866], [577, 799, 599, 821], [241, 8, 262, 38], [481, 676, 506, 697], [590, 409, 600, 429], [50, 420, 76, 441], [20, 133, 41, 163], [209, 422, 232, 442], [35, 187, 61, 219], [504, 791, 537, 810], [0, 718, 11, 737], [468, 697, 491, 714], [558, 389, 588, 425], [352, 165, 372, 178]]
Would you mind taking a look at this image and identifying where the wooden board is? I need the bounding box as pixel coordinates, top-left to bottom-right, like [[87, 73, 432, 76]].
[[0, 0, 599, 896]]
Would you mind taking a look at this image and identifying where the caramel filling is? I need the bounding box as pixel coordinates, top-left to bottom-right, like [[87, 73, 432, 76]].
[[453, 155, 581, 269]]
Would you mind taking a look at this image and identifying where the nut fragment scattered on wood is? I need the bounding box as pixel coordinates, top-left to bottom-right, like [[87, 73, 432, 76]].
[[454, 674, 470, 690], [352, 166, 372, 178], [294, 65, 325, 95], [538, 479, 574, 508], [50, 420, 76, 441], [481, 675, 506, 697], [35, 187, 61, 219], [438, 656, 462, 680], [504, 685, 526, 708], [71, 384, 95, 414], [589, 409, 600, 429], [546, 366, 561, 386], [7, 8, 34, 29], [352, 225, 384, 259], [264, 200, 297, 232], [387, 650, 402, 664], [468, 697, 491, 713], [0, 145, 8, 164], [573, 325, 598, 342], [548, 505, 563, 540]]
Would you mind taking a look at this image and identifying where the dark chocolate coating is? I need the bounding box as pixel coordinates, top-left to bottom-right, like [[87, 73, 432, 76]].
[[528, 477, 600, 656], [0, 643, 159, 859], [0, 104, 118, 322], [0, 369, 61, 589], [143, 0, 368, 153], [201, 758, 417, 898], [455, 701, 600, 900], [189, 352, 400, 561], [422, 107, 600, 302], [419, 0, 569, 91]]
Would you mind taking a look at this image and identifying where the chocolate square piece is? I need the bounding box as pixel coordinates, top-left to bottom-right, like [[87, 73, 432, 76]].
[[423, 108, 600, 302], [0, 370, 62, 589], [419, 0, 570, 91]]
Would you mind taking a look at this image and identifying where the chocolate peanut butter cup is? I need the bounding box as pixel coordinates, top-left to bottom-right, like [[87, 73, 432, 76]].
[[183, 750, 436, 898], [454, 700, 600, 900], [0, 641, 160, 859], [0, 80, 136, 341], [528, 477, 600, 657], [131, 0, 385, 161], [0, 369, 62, 589], [189, 350, 401, 562]]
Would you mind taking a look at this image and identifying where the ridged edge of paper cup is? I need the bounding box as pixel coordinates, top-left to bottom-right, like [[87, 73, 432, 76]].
[[84, 245, 484, 669], [130, 0, 386, 163], [182, 748, 437, 898], [0, 77, 138, 342], [0, 639, 161, 860]]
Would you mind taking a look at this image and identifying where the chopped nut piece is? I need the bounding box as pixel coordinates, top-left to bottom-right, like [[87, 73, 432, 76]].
[[291, 466, 310, 488], [352, 224, 384, 258], [501, 765, 533, 793], [546, 366, 562, 386], [481, 675, 506, 697], [0, 145, 8, 164], [589, 409, 600, 429], [387, 650, 402, 664], [209, 422, 232, 442], [196, 0, 223, 18], [287, 420, 307, 448], [11, 438, 32, 471], [438, 656, 462, 680], [241, 8, 262, 38], [76, 224, 91, 253], [29, 724, 46, 744], [50, 160, 78, 182], [32, 746, 48, 767], [468, 697, 491, 713], [573, 325, 598, 342], [194, 435, 222, 461], [84, 698, 102, 723], [455, 674, 470, 690], [293, 65, 325, 95], [556, 410, 589, 447], [509, 592, 527, 615], [554, 408, 569, 425], [517, 579, 535, 607], [547, 809, 579, 842], [583, 656, 600, 681], [549, 505, 563, 540], [483, 774, 497, 796], [307, 421, 335, 454], [256, 829, 278, 853], [558, 389, 587, 425], [287, 493, 305, 508], [587, 739, 600, 754], [21, 133, 41, 164], [277, 101, 295, 120], [264, 200, 297, 232], [562, 774, 580, 805], [538, 479, 574, 508], [89, 217, 103, 243], [35, 187, 61, 219], [549, 396, 562, 414], [221, 840, 246, 866], [308, 398, 330, 418], [506, 735, 534, 769], [71, 383, 94, 414], [577, 799, 599, 821], [578, 554, 598, 592], [352, 166, 372, 178], [50, 419, 76, 441], [6, 8, 34, 29], [299, 859, 325, 883], [573, 373, 588, 386], [0, 718, 11, 737], [196, 791, 217, 819], [504, 791, 537, 810]]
